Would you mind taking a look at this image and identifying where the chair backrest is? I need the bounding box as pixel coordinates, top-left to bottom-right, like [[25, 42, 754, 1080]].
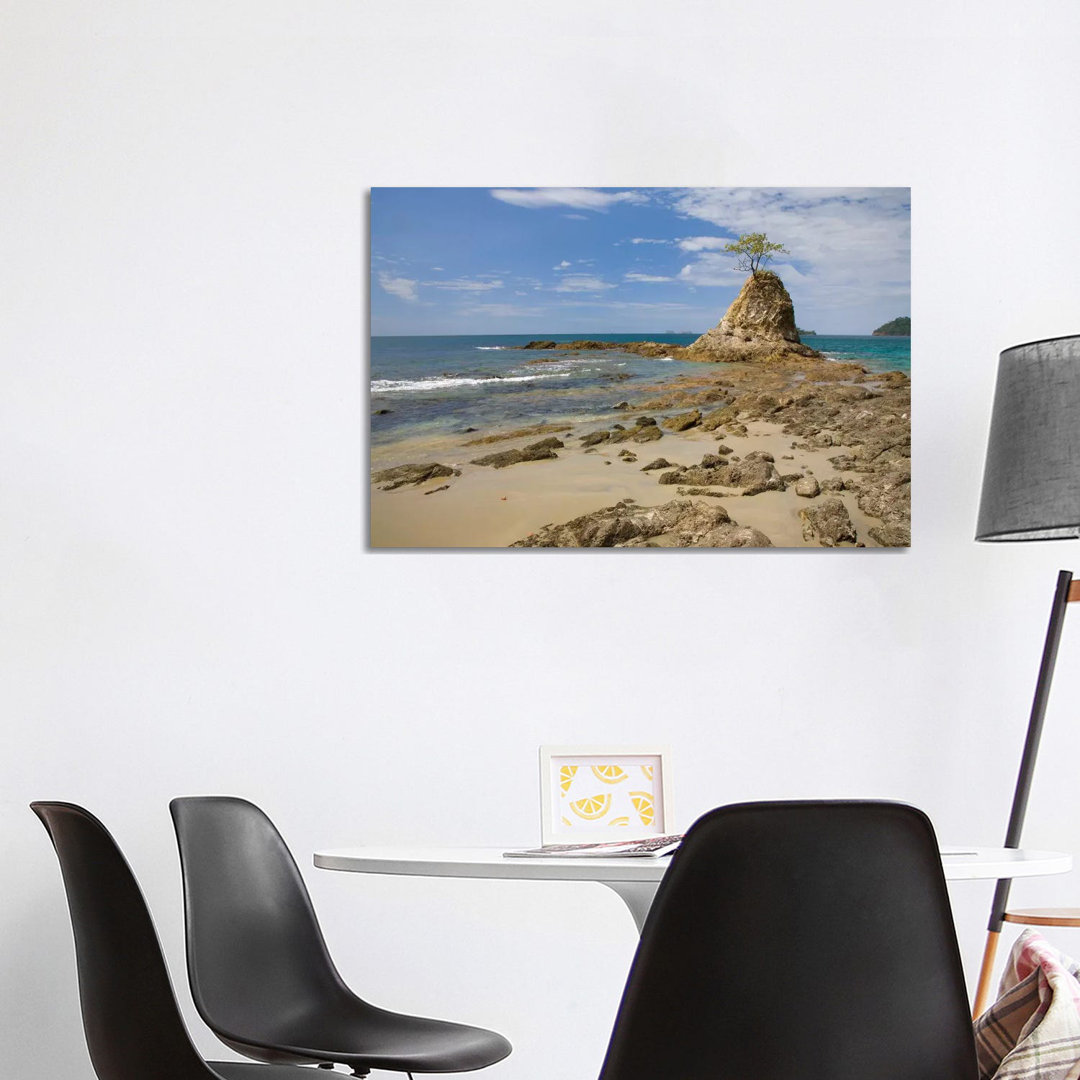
[[31, 802, 218, 1080], [598, 801, 978, 1080], [169, 796, 351, 1043]]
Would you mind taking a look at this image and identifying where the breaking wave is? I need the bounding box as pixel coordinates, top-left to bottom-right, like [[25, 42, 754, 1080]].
[[372, 372, 573, 394]]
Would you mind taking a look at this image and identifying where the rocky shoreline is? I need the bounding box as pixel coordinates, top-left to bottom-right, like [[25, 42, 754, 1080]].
[[371, 347, 910, 547], [370, 272, 910, 548]]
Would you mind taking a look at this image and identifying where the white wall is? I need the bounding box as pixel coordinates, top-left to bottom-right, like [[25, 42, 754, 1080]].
[[5, 2, 1080, 1076]]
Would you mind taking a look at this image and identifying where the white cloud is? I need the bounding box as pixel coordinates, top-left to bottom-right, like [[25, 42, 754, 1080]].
[[677, 257, 827, 290], [554, 260, 572, 270], [630, 237, 668, 245], [431, 266, 444, 271], [556, 298, 694, 311], [552, 274, 616, 293], [422, 278, 503, 292], [677, 236, 730, 252], [676, 255, 741, 286], [377, 272, 418, 301], [625, 272, 673, 283], [460, 302, 545, 318], [490, 188, 649, 211], [563, 213, 588, 220], [668, 187, 910, 311]]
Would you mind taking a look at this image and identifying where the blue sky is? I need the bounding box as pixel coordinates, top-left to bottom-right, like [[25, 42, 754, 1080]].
[[371, 187, 910, 336]]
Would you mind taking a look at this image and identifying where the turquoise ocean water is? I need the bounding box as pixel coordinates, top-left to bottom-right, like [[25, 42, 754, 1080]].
[[370, 333, 910, 446]]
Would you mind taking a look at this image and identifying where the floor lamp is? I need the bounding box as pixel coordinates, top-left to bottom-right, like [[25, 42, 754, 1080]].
[[972, 334, 1080, 1018]]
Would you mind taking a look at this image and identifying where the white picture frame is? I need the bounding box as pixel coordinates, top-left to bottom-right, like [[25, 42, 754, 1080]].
[[539, 745, 673, 845]]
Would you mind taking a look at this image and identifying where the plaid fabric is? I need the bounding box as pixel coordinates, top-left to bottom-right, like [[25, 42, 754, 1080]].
[[975, 929, 1080, 1080]]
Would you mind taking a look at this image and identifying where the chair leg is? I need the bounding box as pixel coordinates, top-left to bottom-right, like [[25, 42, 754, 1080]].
[[972, 928, 1001, 1019]]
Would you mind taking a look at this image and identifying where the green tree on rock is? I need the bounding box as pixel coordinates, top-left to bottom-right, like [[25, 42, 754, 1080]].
[[723, 232, 790, 277]]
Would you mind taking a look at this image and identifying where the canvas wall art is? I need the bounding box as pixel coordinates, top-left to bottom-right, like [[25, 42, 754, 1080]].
[[370, 187, 910, 549]]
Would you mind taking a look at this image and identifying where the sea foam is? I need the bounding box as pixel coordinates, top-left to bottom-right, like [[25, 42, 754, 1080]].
[[372, 372, 572, 394]]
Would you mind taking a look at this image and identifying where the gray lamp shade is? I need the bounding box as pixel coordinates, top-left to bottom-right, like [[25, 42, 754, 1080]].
[[976, 334, 1080, 541]]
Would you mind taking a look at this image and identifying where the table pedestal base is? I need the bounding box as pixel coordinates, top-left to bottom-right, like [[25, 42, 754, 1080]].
[[601, 881, 659, 934]]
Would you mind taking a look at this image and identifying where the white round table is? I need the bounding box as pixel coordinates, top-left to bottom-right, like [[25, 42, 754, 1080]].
[[314, 845, 1073, 933]]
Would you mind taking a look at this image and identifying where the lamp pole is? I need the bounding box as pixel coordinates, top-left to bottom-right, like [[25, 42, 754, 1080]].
[[971, 569, 1077, 1017]]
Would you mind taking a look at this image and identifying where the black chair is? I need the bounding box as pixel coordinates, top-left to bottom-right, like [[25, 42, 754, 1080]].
[[597, 800, 979, 1080], [169, 796, 511, 1078], [31, 801, 317, 1080]]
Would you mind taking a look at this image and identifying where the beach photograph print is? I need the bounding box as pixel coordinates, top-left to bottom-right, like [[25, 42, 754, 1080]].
[[370, 187, 910, 549]]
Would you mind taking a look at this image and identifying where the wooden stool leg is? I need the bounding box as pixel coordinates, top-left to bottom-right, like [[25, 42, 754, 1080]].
[[973, 929, 1001, 1019]]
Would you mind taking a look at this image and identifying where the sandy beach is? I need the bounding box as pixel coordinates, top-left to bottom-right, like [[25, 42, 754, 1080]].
[[370, 352, 910, 549]]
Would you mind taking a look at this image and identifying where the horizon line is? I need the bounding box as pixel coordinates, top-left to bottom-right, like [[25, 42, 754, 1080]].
[[369, 329, 903, 338]]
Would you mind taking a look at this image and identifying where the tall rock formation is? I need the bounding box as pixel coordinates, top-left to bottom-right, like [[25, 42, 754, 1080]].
[[688, 272, 820, 363]]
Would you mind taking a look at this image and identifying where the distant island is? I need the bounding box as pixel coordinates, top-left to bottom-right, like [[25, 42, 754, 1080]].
[[873, 316, 910, 336], [797, 327, 816, 336]]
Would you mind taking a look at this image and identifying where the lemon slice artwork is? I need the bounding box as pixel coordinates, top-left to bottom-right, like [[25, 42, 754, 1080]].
[[609, 816, 630, 827], [591, 764, 628, 785], [559, 765, 578, 794], [630, 791, 655, 827], [569, 793, 612, 821], [641, 764, 654, 781]]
